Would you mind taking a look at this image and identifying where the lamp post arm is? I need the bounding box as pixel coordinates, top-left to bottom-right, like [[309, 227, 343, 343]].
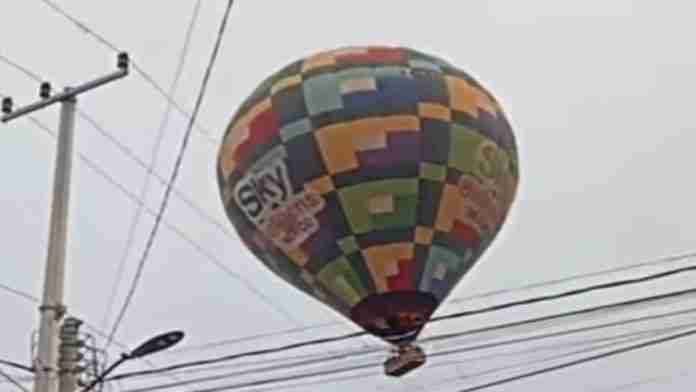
[[80, 355, 129, 392]]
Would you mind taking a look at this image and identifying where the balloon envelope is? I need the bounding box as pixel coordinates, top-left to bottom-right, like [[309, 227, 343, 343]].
[[217, 46, 519, 345]]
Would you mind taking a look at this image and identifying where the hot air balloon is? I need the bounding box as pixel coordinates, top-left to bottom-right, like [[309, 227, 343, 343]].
[[216, 46, 519, 376]]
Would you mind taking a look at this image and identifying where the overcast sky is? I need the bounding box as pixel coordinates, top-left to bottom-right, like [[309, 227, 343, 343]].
[[2, 1, 696, 391]]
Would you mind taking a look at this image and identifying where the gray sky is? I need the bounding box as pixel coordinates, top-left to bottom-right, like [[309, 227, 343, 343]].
[[1, 1, 695, 391]]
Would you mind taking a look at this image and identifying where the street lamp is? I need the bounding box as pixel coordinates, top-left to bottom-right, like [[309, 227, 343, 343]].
[[81, 331, 184, 392]]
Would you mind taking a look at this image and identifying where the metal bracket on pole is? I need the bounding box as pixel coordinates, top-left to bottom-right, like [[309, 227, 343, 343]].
[[1, 52, 129, 392], [39, 305, 67, 321], [1, 52, 129, 123]]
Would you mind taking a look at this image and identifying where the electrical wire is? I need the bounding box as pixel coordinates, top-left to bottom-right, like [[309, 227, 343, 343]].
[[1, 55, 250, 272], [106, 316, 658, 383], [124, 359, 378, 392], [105, 284, 696, 382], [2, 211, 694, 391], [0, 368, 29, 392], [120, 304, 696, 390], [132, 252, 696, 354], [0, 119, 191, 389], [1, 155, 690, 380], [164, 322, 345, 355], [0, 323, 678, 392], [0, 54, 43, 82], [427, 325, 690, 392], [449, 251, 696, 304], [147, 265, 696, 381], [105, 0, 240, 348], [152, 252, 696, 355], [0, 275, 121, 351], [243, 371, 378, 392], [101, 0, 203, 334], [3, 50, 298, 331], [37, 0, 217, 143], [0, 283, 38, 303], [113, 313, 696, 392], [128, 326, 686, 392], [174, 322, 696, 392], [3, 247, 690, 364], [1, 54, 240, 248], [589, 369, 692, 392], [0, 276, 180, 389], [74, 111, 234, 238], [428, 306, 696, 359], [0, 360, 33, 374], [431, 257, 696, 324], [454, 327, 696, 392], [128, 346, 382, 380], [22, 115, 297, 327]]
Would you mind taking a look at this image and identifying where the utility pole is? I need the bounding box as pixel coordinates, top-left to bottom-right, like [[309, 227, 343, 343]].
[[1, 52, 130, 392]]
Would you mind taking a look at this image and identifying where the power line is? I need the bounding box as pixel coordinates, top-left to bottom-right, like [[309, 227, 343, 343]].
[[454, 326, 696, 392], [406, 324, 695, 392], [130, 327, 682, 392], [2, 52, 299, 333], [165, 322, 345, 355], [117, 314, 696, 392], [439, 324, 684, 372], [105, 283, 696, 381], [0, 106, 194, 391], [589, 369, 692, 392], [97, 247, 696, 354], [2, 199, 692, 388], [0, 282, 38, 303], [430, 325, 690, 392], [127, 346, 381, 380], [0, 275, 166, 377], [160, 252, 696, 354], [114, 305, 696, 390], [239, 372, 378, 392], [0, 360, 33, 374], [98, 321, 696, 392], [105, 0, 240, 348], [2, 149, 696, 369], [430, 256, 696, 324], [0, 54, 43, 82], [0, 55, 246, 256], [120, 364, 364, 392], [15, 246, 681, 361], [0, 368, 29, 392], [74, 111, 233, 236], [449, 251, 696, 304], [0, 264, 192, 392], [37, 0, 217, 143], [427, 306, 696, 359], [101, 0, 203, 332], [0, 375, 34, 385], [2, 52, 236, 243], [23, 115, 295, 327], [119, 351, 380, 392], [421, 288, 696, 347], [108, 314, 649, 383]]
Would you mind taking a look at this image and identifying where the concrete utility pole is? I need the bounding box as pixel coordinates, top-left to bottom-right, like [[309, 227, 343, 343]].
[[1, 52, 130, 392]]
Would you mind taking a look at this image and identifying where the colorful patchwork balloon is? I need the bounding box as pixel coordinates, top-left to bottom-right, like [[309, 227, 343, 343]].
[[216, 46, 519, 354]]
